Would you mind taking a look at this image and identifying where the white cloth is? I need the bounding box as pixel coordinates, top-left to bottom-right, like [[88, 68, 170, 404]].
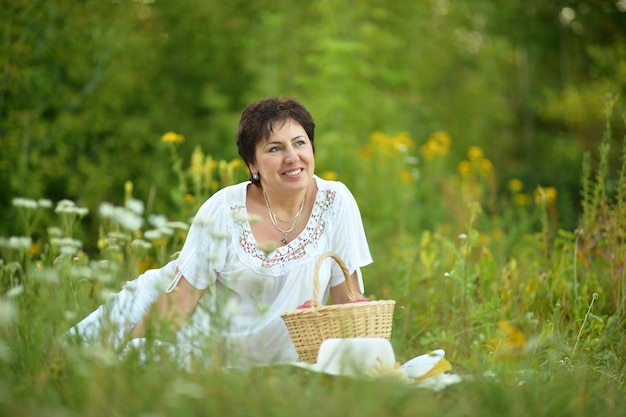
[[66, 176, 372, 368]]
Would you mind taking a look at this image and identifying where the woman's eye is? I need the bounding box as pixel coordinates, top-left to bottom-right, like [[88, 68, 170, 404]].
[[269, 146, 281, 152]]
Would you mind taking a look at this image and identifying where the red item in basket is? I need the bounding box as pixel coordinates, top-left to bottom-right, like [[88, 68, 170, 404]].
[[352, 298, 371, 303], [296, 300, 315, 309]]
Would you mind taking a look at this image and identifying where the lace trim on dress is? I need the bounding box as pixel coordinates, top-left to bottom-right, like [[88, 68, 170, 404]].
[[231, 189, 336, 276]]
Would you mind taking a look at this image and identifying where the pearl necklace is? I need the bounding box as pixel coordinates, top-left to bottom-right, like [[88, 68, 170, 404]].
[[262, 189, 306, 244]]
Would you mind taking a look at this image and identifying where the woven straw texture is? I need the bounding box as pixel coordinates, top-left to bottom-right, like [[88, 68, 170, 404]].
[[281, 252, 395, 363]]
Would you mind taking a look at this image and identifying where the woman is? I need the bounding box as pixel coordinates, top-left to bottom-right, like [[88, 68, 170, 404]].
[[66, 97, 372, 368]]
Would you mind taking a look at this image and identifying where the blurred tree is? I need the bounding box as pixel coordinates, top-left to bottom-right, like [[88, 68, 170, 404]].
[[1, 0, 624, 239], [483, 0, 626, 227]]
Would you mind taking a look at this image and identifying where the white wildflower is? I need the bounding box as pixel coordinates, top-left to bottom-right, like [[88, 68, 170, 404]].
[[12, 197, 38, 210], [0, 299, 17, 327], [404, 156, 419, 165], [69, 266, 93, 280], [96, 260, 111, 269], [37, 198, 53, 209], [0, 341, 11, 363], [55, 201, 88, 217], [131, 239, 152, 250], [458, 234, 468, 240], [99, 202, 116, 218], [96, 272, 114, 286], [105, 243, 121, 252], [34, 268, 60, 284], [107, 231, 128, 241], [149, 214, 168, 228], [158, 227, 174, 236], [114, 208, 143, 231], [60, 245, 79, 256], [47, 226, 63, 237], [55, 199, 76, 214], [98, 288, 116, 302], [126, 198, 145, 215], [166, 221, 189, 231], [51, 237, 83, 249], [6, 286, 23, 298], [7, 236, 32, 250], [75, 206, 89, 217], [143, 229, 163, 241]]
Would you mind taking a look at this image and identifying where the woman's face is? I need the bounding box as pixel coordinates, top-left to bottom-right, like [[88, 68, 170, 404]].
[[250, 119, 315, 194]]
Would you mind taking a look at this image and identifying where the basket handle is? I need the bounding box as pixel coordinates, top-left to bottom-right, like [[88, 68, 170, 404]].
[[312, 252, 356, 305]]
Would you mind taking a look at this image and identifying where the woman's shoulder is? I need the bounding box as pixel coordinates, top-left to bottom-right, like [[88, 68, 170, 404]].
[[314, 176, 357, 207], [193, 181, 249, 222], [314, 175, 352, 196]]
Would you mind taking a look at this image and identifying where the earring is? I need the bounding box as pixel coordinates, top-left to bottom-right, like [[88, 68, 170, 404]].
[[252, 172, 259, 181]]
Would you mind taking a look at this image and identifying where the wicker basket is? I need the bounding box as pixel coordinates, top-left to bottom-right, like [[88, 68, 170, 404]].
[[281, 252, 395, 363]]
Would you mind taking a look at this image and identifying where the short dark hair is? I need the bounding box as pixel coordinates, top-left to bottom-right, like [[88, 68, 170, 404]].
[[236, 97, 315, 186]]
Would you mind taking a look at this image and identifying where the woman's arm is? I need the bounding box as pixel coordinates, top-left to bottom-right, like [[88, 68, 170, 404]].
[[330, 271, 366, 304], [128, 271, 204, 341]]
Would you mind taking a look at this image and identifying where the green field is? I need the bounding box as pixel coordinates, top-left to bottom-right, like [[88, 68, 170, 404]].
[[2, 123, 624, 416]]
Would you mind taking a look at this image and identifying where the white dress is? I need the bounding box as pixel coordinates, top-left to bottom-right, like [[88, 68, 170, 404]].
[[66, 176, 372, 368]]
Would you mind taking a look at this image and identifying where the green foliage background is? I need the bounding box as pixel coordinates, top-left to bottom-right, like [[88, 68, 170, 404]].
[[2, 0, 624, 234]]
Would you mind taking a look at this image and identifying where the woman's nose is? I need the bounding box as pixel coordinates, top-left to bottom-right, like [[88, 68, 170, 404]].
[[284, 146, 298, 163]]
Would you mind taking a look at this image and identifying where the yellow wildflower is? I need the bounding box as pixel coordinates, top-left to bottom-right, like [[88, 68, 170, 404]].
[[457, 160, 472, 177], [419, 131, 451, 161], [30, 243, 41, 257], [534, 186, 557, 204], [507, 178, 524, 193], [320, 170, 339, 181], [467, 146, 484, 161], [139, 255, 157, 273], [488, 321, 526, 356], [498, 321, 526, 349], [125, 180, 133, 196], [161, 131, 185, 143], [430, 131, 451, 154], [392, 131, 414, 153], [514, 193, 532, 206], [478, 158, 494, 176]]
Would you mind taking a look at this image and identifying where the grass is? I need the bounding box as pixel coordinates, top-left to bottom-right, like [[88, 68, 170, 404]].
[[1, 112, 625, 416]]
